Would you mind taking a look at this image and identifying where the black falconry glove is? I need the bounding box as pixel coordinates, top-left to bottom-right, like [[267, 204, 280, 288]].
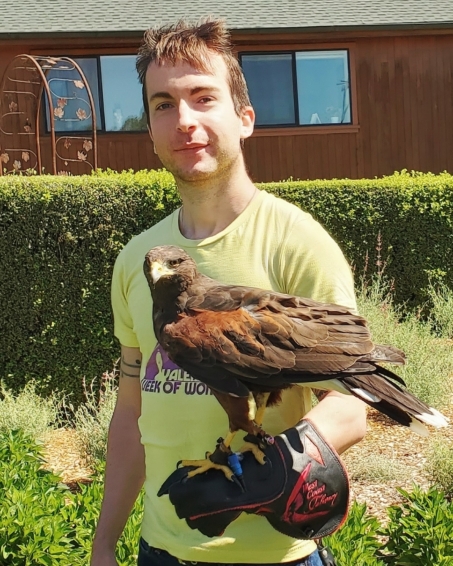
[[158, 419, 349, 539]]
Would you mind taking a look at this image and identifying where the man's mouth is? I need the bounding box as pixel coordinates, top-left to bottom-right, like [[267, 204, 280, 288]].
[[175, 143, 208, 151]]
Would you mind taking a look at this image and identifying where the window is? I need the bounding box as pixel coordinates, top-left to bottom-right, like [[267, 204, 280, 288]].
[[100, 56, 147, 131], [44, 55, 147, 133], [240, 50, 352, 128], [241, 54, 295, 126]]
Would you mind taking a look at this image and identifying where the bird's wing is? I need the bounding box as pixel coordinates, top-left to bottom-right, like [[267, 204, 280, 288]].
[[160, 295, 375, 390]]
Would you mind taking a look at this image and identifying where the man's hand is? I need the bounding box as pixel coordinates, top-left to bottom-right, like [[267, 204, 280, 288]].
[[90, 548, 119, 566], [158, 419, 349, 539]]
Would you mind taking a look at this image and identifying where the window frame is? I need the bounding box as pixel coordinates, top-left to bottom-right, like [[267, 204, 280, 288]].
[[39, 51, 147, 136], [238, 42, 359, 137]]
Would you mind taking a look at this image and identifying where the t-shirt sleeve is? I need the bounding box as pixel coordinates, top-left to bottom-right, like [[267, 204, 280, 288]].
[[278, 215, 357, 313], [111, 250, 140, 348]]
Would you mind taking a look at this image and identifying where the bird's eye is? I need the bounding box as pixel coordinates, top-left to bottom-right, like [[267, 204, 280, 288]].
[[168, 258, 182, 267]]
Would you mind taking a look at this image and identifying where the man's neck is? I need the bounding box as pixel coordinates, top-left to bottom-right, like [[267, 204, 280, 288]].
[[177, 168, 258, 240]]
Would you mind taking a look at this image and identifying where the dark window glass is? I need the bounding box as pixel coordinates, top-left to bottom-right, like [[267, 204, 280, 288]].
[[241, 54, 295, 126], [240, 49, 351, 128], [100, 55, 147, 132], [296, 50, 351, 125], [45, 58, 102, 132]]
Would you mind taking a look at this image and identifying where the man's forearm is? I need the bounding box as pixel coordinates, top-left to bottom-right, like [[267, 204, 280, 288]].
[[92, 407, 145, 553], [304, 390, 367, 454]]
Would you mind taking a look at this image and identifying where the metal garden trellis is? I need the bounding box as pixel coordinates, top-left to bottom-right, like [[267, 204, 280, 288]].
[[0, 54, 98, 176]]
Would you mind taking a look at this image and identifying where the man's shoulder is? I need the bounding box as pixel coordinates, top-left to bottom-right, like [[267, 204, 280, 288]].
[[260, 190, 312, 224]]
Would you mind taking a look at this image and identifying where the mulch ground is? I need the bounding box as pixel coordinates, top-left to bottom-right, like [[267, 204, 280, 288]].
[[42, 405, 453, 525], [343, 407, 452, 524]]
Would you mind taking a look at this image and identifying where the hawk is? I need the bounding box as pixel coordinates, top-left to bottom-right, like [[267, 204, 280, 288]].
[[143, 245, 448, 482]]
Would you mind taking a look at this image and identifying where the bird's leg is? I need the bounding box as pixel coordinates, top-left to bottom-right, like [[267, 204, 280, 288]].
[[178, 392, 271, 487], [238, 392, 273, 465]]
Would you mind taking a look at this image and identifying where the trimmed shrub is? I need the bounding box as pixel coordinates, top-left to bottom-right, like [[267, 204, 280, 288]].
[[263, 170, 453, 309], [0, 170, 178, 398]]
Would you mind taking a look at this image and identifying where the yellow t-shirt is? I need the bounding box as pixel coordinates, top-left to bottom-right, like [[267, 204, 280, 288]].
[[111, 189, 356, 563]]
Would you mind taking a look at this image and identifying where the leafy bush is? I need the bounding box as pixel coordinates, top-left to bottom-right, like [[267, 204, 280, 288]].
[[0, 381, 62, 439], [324, 502, 384, 565], [75, 370, 118, 466], [0, 429, 142, 565], [425, 438, 453, 499], [0, 429, 85, 565], [428, 282, 453, 339], [356, 276, 453, 408], [381, 486, 453, 565], [70, 464, 143, 566]]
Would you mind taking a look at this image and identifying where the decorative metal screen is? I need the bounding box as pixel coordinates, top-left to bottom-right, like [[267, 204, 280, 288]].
[[0, 54, 98, 176]]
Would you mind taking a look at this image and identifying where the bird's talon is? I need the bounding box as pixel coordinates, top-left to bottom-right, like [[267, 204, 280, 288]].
[[176, 460, 183, 468], [231, 474, 245, 492]]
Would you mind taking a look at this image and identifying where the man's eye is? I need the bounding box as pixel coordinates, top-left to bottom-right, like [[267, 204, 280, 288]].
[[156, 102, 172, 111], [199, 97, 214, 104]]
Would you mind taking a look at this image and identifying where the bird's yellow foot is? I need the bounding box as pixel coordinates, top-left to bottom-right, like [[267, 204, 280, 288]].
[[178, 438, 238, 484], [239, 432, 274, 464], [179, 453, 235, 481], [238, 442, 266, 464]]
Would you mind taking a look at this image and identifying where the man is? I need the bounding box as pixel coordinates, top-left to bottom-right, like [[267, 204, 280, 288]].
[[91, 19, 366, 566]]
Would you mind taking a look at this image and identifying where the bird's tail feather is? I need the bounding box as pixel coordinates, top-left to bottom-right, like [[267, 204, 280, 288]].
[[341, 370, 449, 434]]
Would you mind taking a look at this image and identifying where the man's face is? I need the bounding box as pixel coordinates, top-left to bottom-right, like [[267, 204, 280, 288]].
[[145, 54, 254, 184]]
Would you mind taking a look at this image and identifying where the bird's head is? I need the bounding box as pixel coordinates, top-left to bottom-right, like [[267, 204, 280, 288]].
[[143, 246, 198, 297]]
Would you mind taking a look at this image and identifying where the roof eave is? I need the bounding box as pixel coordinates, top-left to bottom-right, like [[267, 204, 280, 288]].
[[1, 21, 453, 41], [232, 21, 453, 34]]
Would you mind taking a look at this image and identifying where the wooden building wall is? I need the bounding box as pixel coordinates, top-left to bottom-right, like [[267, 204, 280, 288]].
[[1, 30, 453, 181]]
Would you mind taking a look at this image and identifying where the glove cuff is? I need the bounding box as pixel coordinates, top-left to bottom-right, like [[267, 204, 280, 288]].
[[263, 418, 350, 539]]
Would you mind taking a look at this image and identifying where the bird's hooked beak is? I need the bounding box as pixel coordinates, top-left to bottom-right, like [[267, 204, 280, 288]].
[[149, 260, 175, 286]]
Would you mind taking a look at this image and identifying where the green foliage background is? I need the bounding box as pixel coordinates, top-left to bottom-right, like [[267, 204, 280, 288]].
[[1, 169, 452, 399]]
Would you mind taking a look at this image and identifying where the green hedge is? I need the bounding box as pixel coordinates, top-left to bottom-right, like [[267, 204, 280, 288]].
[[1, 169, 452, 399], [264, 171, 453, 308], [0, 170, 179, 399]]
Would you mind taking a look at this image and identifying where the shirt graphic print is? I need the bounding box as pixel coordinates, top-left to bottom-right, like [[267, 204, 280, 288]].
[[142, 344, 214, 397]]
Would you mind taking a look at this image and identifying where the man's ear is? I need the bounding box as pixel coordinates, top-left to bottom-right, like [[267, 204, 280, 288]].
[[148, 125, 158, 155], [240, 106, 255, 141]]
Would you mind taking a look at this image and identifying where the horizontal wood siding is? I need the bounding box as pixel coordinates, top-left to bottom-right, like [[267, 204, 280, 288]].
[[1, 31, 453, 180], [37, 134, 158, 174]]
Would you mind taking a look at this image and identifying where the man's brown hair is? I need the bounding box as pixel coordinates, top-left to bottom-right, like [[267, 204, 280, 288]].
[[136, 18, 251, 124]]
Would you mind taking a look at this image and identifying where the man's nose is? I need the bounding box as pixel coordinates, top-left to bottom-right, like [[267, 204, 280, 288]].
[[177, 101, 197, 132]]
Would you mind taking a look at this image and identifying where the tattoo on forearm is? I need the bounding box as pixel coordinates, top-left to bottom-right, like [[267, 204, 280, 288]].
[[120, 355, 141, 379]]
